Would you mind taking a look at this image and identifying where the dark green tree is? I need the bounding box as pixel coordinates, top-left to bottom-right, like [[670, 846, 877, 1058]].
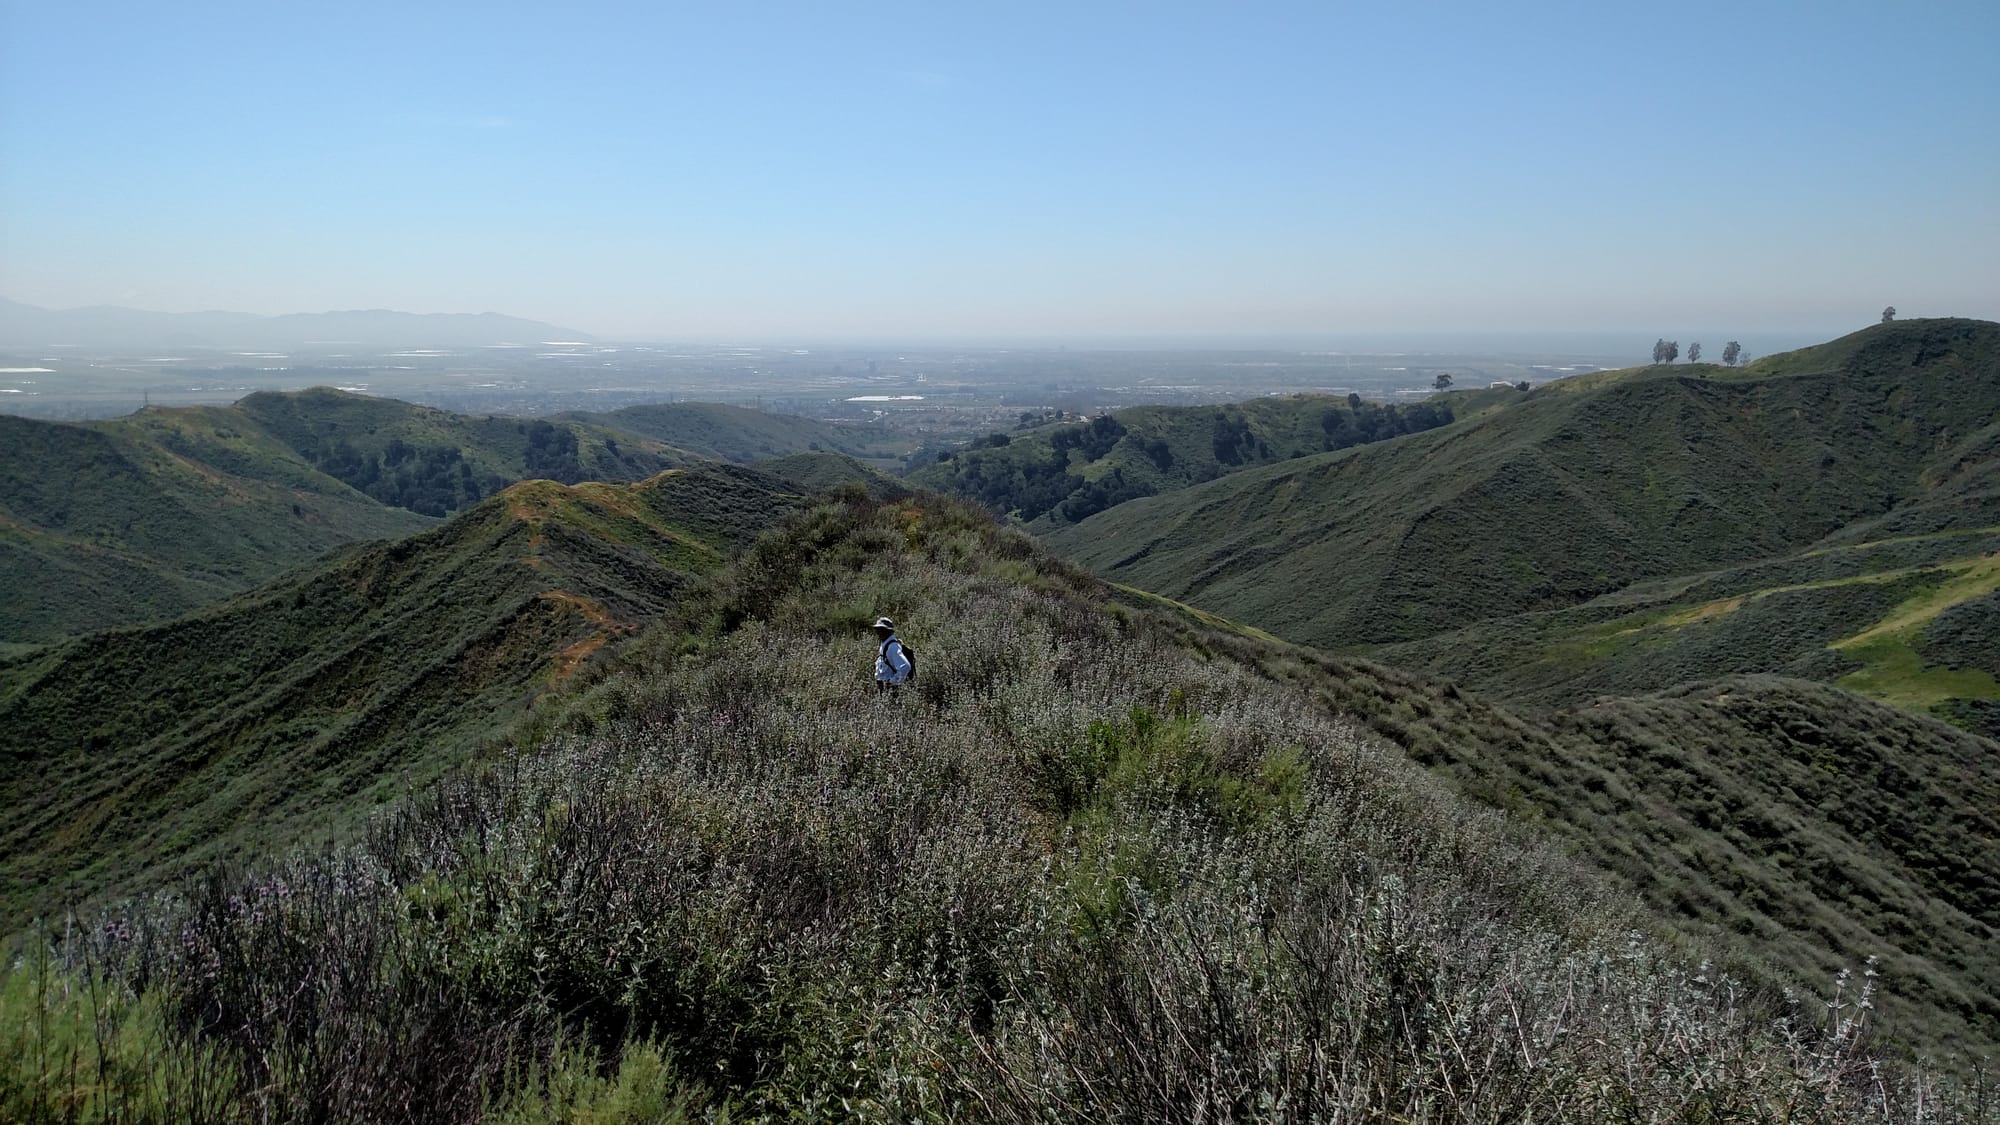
[[1688, 342, 1702, 363], [1433, 372, 1454, 390], [1722, 340, 1742, 366], [1882, 306, 1897, 323]]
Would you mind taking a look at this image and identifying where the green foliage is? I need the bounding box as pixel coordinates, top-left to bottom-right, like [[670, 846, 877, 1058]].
[[1026, 706, 1305, 834], [238, 388, 695, 516], [0, 949, 241, 1123], [0, 411, 430, 643], [0, 464, 809, 923], [7, 494, 1982, 1120], [485, 1039, 713, 1124], [1053, 318, 2000, 659], [910, 394, 1453, 525]]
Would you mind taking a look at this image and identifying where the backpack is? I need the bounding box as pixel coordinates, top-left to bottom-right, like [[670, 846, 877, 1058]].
[[883, 637, 917, 683]]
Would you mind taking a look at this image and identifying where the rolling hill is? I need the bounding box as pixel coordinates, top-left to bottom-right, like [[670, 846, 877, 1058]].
[[565, 401, 915, 468], [233, 387, 697, 514], [1372, 521, 2000, 720], [0, 389, 815, 643], [5, 491, 1991, 1119], [910, 393, 1458, 526], [0, 411, 433, 643], [0, 463, 809, 921], [1048, 318, 2000, 724]]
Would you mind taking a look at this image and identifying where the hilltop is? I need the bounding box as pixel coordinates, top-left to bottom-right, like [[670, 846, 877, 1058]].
[[0, 463, 808, 920], [565, 400, 913, 469], [4, 490, 1990, 1120], [1046, 318, 2000, 724]]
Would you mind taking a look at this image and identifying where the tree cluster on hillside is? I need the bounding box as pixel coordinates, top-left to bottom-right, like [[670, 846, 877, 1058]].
[[1652, 338, 1681, 364], [927, 400, 1454, 525], [300, 421, 604, 516], [314, 437, 498, 516]]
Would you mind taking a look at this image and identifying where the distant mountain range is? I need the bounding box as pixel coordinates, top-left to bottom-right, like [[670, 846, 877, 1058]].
[[0, 297, 593, 349]]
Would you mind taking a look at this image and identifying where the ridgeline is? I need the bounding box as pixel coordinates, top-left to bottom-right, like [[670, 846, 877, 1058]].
[[1, 389, 905, 643], [0, 464, 808, 923], [1044, 319, 2000, 727], [2, 491, 1994, 1121]]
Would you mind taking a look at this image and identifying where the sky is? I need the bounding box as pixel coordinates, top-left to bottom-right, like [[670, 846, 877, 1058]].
[[2, 0, 1996, 342]]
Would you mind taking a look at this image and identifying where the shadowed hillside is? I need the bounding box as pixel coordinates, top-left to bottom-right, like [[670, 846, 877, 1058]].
[[0, 411, 431, 643], [0, 464, 808, 921], [909, 393, 1456, 526], [235, 388, 696, 514]]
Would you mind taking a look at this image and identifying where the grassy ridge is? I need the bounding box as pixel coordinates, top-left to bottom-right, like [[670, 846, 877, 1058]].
[[0, 412, 431, 643], [1, 389, 888, 643], [1047, 320, 2000, 728], [0, 464, 808, 923], [5, 495, 1973, 1120]]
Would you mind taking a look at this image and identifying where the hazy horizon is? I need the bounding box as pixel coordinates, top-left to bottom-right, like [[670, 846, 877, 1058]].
[[0, 295, 1840, 360], [3, 2, 1994, 341]]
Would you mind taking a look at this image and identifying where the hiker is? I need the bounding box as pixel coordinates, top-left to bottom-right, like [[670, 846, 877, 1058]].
[[872, 616, 913, 692]]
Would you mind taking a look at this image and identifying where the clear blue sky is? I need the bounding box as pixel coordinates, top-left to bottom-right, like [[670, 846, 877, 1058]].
[[3, 0, 1995, 341]]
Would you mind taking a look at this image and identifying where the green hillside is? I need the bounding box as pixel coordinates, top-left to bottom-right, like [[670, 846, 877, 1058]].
[[7, 494, 1987, 1119], [0, 412, 431, 643], [753, 449, 912, 496], [567, 401, 915, 468], [237, 387, 698, 515], [1374, 523, 2000, 719], [0, 389, 833, 644], [909, 393, 1456, 526], [0, 464, 807, 922], [1050, 320, 2000, 698]]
